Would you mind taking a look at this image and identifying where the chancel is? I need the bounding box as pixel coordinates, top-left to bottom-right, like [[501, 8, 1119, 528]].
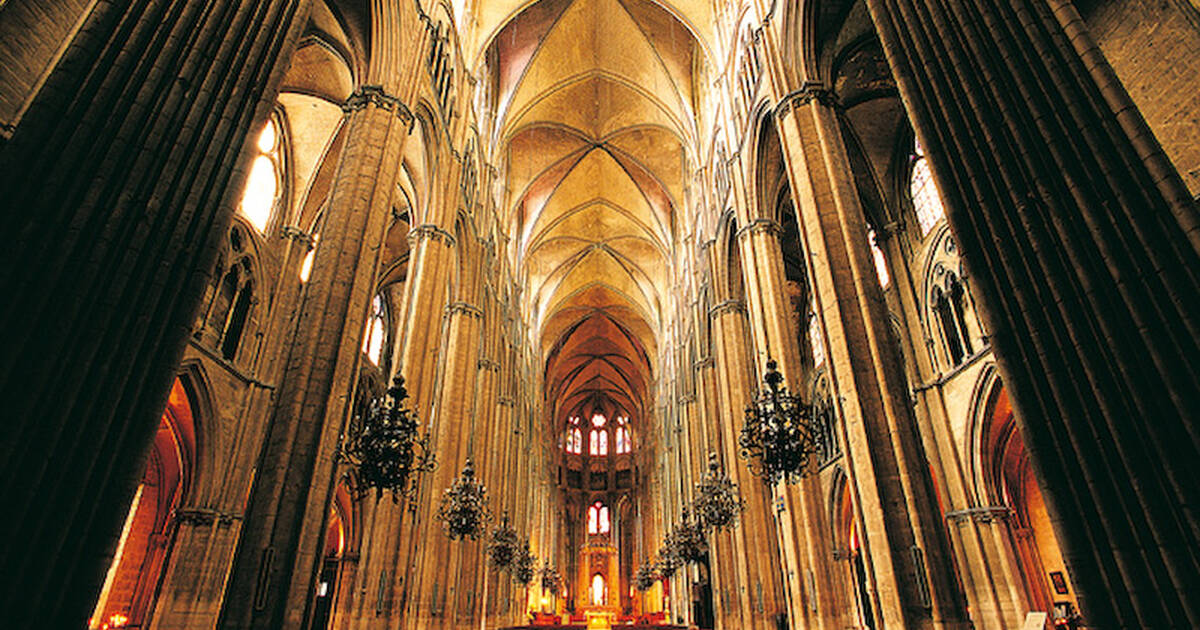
[[2, 1, 1199, 629]]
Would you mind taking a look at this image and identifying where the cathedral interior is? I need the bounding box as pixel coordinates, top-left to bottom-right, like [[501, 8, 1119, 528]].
[[1, 0, 1199, 629]]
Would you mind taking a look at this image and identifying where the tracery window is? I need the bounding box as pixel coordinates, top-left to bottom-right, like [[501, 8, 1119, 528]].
[[200, 227, 255, 362], [933, 271, 974, 366], [587, 501, 610, 535], [363, 295, 386, 366], [809, 311, 825, 368], [239, 119, 282, 233], [812, 381, 842, 468], [614, 416, 631, 454], [910, 138, 946, 237], [565, 424, 583, 454], [589, 414, 608, 456]]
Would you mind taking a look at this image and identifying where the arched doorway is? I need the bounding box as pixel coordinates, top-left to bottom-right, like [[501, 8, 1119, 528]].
[[983, 385, 1080, 624], [89, 377, 196, 629]]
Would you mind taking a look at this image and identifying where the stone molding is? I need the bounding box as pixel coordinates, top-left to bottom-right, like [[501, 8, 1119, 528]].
[[944, 506, 1012, 525], [709, 299, 747, 318], [446, 301, 483, 318], [694, 357, 715, 370], [408, 223, 456, 246], [175, 507, 241, 527], [736, 217, 783, 240], [342, 85, 414, 130], [775, 82, 838, 119], [498, 396, 516, 407], [280, 225, 314, 247]]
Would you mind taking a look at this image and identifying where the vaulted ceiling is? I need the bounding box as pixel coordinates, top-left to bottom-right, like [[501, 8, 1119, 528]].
[[486, 0, 703, 431]]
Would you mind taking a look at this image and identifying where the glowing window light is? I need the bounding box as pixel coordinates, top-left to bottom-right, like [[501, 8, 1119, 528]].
[[299, 233, 319, 282], [239, 120, 280, 233], [910, 138, 946, 237], [590, 429, 608, 456], [591, 413, 606, 427], [809, 312, 825, 367], [363, 295, 385, 365], [591, 574, 606, 605], [868, 228, 890, 288]]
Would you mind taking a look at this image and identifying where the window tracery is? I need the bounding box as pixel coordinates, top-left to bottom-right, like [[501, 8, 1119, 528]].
[[239, 119, 282, 233], [910, 138, 946, 237], [925, 233, 979, 368], [587, 501, 610, 535]]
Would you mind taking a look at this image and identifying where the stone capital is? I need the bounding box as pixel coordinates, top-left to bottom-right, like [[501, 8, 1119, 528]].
[[175, 507, 241, 527], [342, 85, 414, 131], [776, 82, 838, 119], [736, 217, 783, 241], [280, 225, 314, 247], [446, 301, 483, 318], [408, 223, 456, 246], [944, 505, 1012, 525], [709, 299, 747, 318]]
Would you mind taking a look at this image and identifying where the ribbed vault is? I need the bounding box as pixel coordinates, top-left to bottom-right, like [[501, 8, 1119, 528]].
[[487, 0, 701, 437]]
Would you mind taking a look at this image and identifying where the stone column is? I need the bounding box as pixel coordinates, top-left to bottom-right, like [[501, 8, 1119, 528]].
[[773, 84, 970, 629], [863, 0, 1200, 625], [736, 214, 844, 630], [218, 80, 417, 628], [0, 1, 312, 627]]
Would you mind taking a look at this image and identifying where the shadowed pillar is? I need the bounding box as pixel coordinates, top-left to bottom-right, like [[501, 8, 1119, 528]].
[[863, 0, 1200, 626], [0, 2, 312, 628]]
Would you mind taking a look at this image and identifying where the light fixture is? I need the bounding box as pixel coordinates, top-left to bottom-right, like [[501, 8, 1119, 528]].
[[692, 452, 745, 531], [511, 539, 537, 585], [739, 359, 820, 484], [539, 561, 563, 592], [667, 506, 707, 564], [634, 562, 659, 591], [435, 458, 492, 540], [340, 375, 436, 502], [487, 512, 520, 570]]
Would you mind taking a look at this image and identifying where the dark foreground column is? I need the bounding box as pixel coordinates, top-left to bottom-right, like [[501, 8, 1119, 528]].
[[0, 2, 312, 628], [863, 0, 1200, 626]]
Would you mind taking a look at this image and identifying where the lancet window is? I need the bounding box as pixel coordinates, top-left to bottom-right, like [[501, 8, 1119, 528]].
[[589, 414, 608, 456], [910, 138, 946, 237], [362, 295, 386, 366], [239, 118, 282, 233], [587, 501, 610, 535]]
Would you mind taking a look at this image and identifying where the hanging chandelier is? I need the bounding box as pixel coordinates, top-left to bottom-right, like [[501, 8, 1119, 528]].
[[435, 458, 492, 540], [654, 548, 681, 580], [511, 539, 537, 585], [692, 452, 745, 531], [668, 506, 708, 564], [486, 512, 520, 570], [341, 375, 436, 502], [739, 360, 820, 485], [539, 561, 563, 592], [634, 562, 659, 592]]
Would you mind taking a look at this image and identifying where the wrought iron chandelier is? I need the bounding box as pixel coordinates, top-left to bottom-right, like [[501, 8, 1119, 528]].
[[486, 512, 520, 570], [341, 375, 436, 502], [634, 562, 659, 592], [692, 452, 745, 531], [435, 458, 492, 540], [654, 547, 681, 580], [739, 360, 820, 485], [510, 539, 537, 585], [668, 506, 708, 564], [539, 561, 562, 592]]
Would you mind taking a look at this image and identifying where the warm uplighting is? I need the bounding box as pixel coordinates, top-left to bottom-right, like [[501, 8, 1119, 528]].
[[590, 573, 606, 605], [239, 120, 281, 233]]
